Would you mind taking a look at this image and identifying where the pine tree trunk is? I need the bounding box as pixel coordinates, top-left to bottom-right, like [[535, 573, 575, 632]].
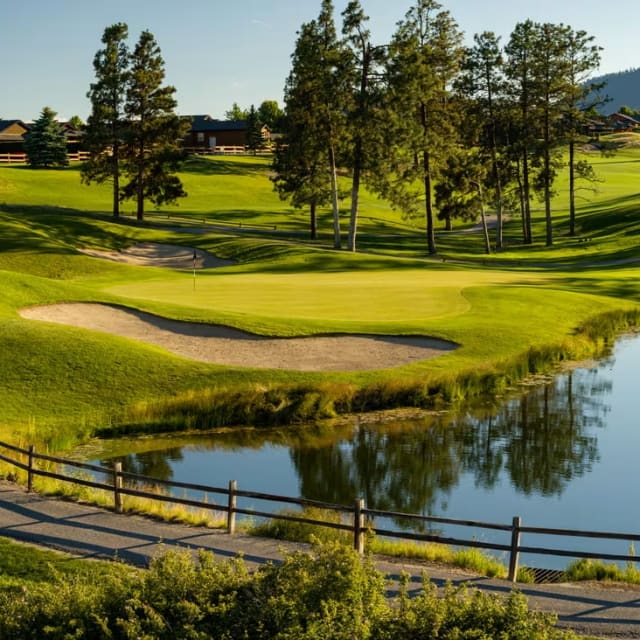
[[136, 141, 145, 221], [348, 137, 362, 252], [568, 140, 576, 236], [328, 143, 341, 250], [423, 151, 436, 255], [112, 143, 120, 219], [522, 149, 532, 244], [544, 105, 553, 247], [310, 201, 317, 240]]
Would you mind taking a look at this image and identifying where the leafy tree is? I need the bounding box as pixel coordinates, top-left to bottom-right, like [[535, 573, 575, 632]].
[[122, 30, 188, 221], [67, 115, 84, 130], [380, 0, 464, 255], [24, 107, 68, 168], [82, 22, 129, 218], [257, 99, 284, 130], [246, 104, 262, 154], [224, 102, 248, 121], [342, 0, 386, 252]]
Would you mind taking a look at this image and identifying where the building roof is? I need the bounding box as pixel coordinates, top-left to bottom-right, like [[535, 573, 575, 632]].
[[189, 115, 247, 132], [0, 119, 29, 133]]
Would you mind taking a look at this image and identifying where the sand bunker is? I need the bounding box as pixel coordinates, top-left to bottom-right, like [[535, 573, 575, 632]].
[[78, 242, 233, 269], [19, 303, 457, 371], [44, 243, 458, 370]]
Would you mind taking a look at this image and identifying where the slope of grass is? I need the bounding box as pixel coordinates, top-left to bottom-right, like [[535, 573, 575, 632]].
[[0, 152, 639, 447]]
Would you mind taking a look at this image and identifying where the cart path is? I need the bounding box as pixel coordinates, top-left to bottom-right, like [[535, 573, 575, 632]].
[[0, 481, 639, 639]]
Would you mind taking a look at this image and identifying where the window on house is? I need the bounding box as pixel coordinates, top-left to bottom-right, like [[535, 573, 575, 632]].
[[197, 132, 204, 142]]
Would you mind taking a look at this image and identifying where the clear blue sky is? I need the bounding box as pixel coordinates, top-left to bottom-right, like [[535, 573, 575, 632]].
[[2, 0, 636, 122]]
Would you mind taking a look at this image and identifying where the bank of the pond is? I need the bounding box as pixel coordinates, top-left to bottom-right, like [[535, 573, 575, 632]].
[[95, 308, 640, 438]]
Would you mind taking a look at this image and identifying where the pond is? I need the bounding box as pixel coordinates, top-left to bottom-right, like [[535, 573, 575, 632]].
[[91, 333, 640, 570]]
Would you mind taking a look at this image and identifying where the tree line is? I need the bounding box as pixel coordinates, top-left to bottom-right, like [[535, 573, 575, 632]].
[[272, 0, 606, 254]]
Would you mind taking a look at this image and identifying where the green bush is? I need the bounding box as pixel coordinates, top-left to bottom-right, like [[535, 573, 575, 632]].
[[0, 541, 580, 639]]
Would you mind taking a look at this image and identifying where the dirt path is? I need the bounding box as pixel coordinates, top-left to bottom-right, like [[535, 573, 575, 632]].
[[0, 481, 638, 639]]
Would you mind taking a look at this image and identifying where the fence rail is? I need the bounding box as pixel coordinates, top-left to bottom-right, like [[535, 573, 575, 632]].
[[1, 440, 638, 582], [0, 151, 89, 164]]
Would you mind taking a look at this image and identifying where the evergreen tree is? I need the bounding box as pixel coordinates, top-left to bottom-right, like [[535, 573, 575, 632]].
[[277, 2, 347, 249], [380, 0, 464, 255], [559, 27, 604, 236], [534, 22, 569, 247], [342, 0, 386, 252], [246, 104, 262, 154], [122, 30, 188, 221], [24, 106, 68, 168], [82, 22, 129, 219], [459, 31, 507, 248], [504, 20, 539, 245]]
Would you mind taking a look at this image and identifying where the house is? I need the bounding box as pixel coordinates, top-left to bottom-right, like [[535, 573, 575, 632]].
[[183, 115, 271, 151], [0, 119, 29, 152], [608, 112, 640, 131]]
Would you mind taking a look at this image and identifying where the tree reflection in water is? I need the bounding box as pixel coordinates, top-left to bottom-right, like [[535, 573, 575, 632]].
[[103, 361, 613, 527], [292, 367, 610, 518]]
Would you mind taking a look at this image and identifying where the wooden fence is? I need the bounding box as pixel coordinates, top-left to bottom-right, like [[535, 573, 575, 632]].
[[1, 440, 639, 583], [183, 146, 249, 156], [0, 151, 89, 164]]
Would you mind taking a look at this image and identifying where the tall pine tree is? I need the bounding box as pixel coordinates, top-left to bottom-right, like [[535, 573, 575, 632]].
[[381, 0, 464, 255], [122, 30, 188, 221], [82, 23, 129, 219]]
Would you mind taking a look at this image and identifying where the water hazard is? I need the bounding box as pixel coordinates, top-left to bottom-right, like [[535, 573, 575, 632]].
[[95, 333, 640, 569]]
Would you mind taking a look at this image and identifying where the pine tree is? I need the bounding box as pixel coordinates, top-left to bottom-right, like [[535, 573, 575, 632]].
[[82, 23, 129, 218], [380, 0, 464, 255], [276, 3, 347, 248], [24, 106, 68, 168], [459, 31, 507, 249], [342, 0, 386, 252], [122, 30, 188, 221], [559, 27, 603, 236], [246, 105, 262, 155]]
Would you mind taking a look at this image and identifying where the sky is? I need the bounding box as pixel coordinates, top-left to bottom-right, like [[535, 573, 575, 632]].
[[2, 0, 637, 123]]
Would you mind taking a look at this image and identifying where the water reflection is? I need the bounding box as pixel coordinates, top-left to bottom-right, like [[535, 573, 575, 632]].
[[105, 359, 613, 519]]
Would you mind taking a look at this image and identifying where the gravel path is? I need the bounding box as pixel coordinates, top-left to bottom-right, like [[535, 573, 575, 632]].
[[0, 481, 639, 639]]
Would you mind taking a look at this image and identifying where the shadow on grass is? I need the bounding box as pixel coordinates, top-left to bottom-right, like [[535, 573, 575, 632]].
[[180, 156, 268, 176], [0, 204, 140, 252]]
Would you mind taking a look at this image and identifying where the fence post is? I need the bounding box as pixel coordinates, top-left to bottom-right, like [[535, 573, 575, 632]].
[[508, 516, 522, 582], [27, 445, 35, 492], [227, 480, 237, 534], [113, 462, 123, 514], [354, 497, 365, 555]]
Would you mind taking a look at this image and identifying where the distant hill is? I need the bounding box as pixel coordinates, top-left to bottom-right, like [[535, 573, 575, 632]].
[[590, 68, 640, 114]]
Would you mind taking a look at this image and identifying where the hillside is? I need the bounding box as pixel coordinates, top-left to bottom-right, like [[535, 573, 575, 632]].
[[590, 67, 640, 114]]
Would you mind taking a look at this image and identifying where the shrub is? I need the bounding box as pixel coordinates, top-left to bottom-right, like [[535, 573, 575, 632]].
[[0, 542, 580, 639]]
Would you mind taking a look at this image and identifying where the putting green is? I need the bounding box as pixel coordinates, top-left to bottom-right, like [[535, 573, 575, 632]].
[[106, 269, 541, 324]]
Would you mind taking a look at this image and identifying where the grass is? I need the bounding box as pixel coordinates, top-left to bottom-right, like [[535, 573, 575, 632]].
[[0, 151, 638, 448]]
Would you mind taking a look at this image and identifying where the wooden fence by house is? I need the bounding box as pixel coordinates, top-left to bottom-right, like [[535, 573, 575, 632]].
[[0, 440, 638, 583], [0, 151, 89, 164]]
